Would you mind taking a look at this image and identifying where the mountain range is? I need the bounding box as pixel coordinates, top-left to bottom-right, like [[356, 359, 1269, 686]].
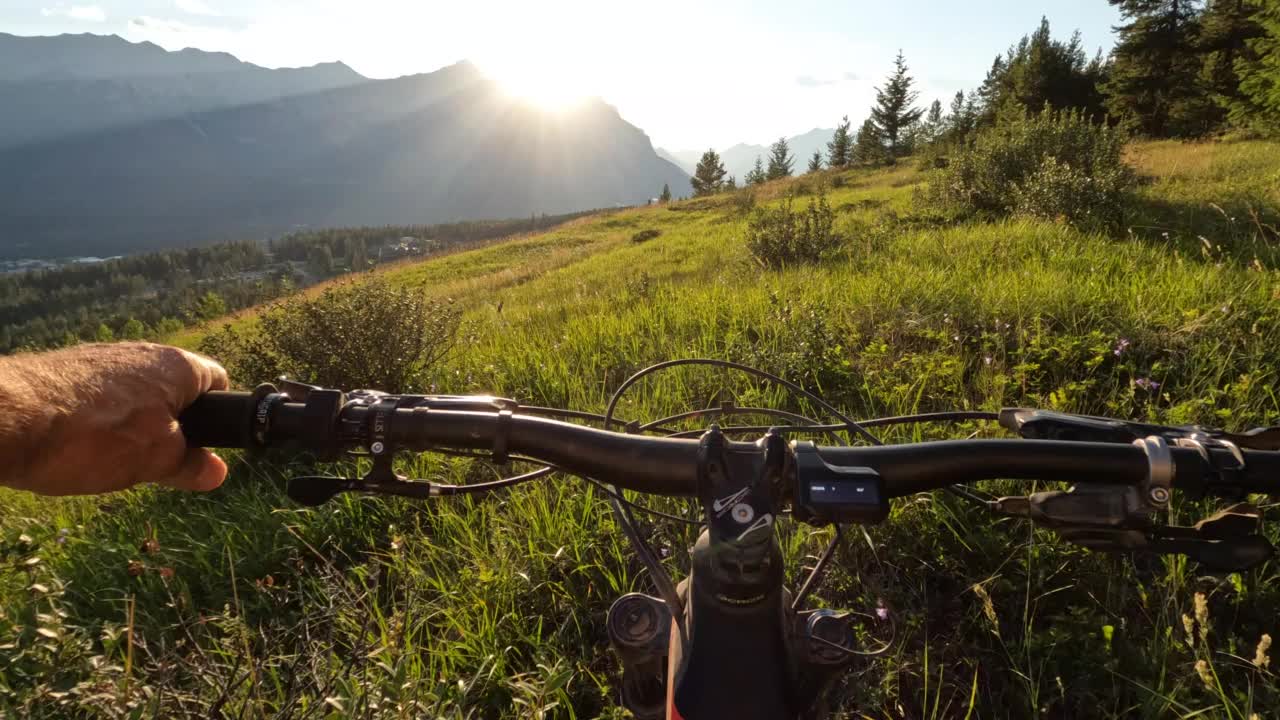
[[657, 128, 836, 182], [0, 33, 690, 259]]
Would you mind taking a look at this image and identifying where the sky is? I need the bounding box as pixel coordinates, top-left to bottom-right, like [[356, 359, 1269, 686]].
[[4, 0, 1123, 150]]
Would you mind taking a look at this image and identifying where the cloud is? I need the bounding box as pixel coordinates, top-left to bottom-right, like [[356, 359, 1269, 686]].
[[40, 4, 107, 22], [175, 0, 220, 17], [795, 71, 858, 88], [128, 15, 200, 34]]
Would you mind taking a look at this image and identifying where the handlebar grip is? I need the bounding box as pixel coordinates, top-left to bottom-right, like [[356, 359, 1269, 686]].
[[179, 391, 255, 448]]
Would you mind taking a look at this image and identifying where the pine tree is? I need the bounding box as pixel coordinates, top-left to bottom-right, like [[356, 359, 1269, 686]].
[[852, 118, 885, 165], [725, 176, 738, 190], [826, 116, 854, 167], [1103, 0, 1207, 137], [690, 150, 728, 196], [766, 138, 794, 179], [978, 18, 1109, 121], [946, 90, 978, 141], [121, 317, 146, 340], [919, 99, 945, 145], [1231, 0, 1280, 131], [1199, 0, 1266, 121], [746, 157, 768, 185], [871, 51, 926, 157], [659, 183, 672, 203], [807, 150, 824, 173]]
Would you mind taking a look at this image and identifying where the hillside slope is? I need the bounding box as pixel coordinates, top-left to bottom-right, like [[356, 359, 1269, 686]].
[[4, 140, 1280, 718]]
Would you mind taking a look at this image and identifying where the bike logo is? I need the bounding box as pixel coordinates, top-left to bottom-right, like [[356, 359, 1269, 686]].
[[711, 487, 750, 516]]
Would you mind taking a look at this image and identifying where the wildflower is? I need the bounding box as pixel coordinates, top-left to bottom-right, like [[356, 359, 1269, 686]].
[[972, 583, 1000, 637], [1254, 634, 1271, 670], [1182, 613, 1196, 646], [1194, 593, 1209, 643], [1195, 660, 1215, 690], [140, 538, 160, 555], [126, 560, 145, 577], [55, 528, 69, 546], [1113, 338, 1131, 356], [158, 567, 175, 579], [1134, 377, 1161, 391], [875, 603, 889, 621], [983, 355, 993, 366]]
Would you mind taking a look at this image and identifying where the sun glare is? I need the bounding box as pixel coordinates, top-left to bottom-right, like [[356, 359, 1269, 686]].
[[479, 54, 595, 111], [471, 2, 620, 112]]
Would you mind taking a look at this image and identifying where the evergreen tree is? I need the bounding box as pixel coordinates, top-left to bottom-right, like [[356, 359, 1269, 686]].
[[195, 291, 227, 321], [919, 99, 946, 145], [725, 176, 738, 190], [979, 18, 1110, 121], [871, 51, 926, 157], [946, 90, 978, 141], [1197, 0, 1267, 124], [746, 157, 768, 185], [690, 149, 728, 196], [766, 138, 794, 179], [807, 150, 824, 173], [659, 183, 672, 203], [1103, 0, 1208, 137], [121, 317, 146, 340], [1231, 0, 1280, 131], [826, 115, 854, 167], [853, 118, 886, 165]]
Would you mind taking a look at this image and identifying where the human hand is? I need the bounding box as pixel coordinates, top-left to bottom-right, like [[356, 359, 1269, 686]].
[[0, 343, 230, 495]]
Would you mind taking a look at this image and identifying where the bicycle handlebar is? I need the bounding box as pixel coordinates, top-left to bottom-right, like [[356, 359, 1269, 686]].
[[180, 390, 1280, 499]]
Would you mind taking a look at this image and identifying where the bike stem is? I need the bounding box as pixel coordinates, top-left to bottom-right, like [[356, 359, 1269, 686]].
[[608, 427, 859, 720]]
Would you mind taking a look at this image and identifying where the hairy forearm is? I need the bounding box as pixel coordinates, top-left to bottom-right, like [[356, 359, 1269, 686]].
[[0, 349, 64, 487], [0, 343, 230, 495]]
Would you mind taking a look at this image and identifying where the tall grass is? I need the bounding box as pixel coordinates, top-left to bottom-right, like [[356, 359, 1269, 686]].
[[2, 140, 1279, 718]]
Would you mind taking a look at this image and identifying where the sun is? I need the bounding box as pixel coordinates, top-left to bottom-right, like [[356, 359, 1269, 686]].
[[476, 51, 596, 111]]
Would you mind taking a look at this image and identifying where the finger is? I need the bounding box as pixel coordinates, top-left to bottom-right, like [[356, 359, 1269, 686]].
[[139, 413, 191, 485], [156, 346, 230, 410], [187, 350, 230, 392], [156, 448, 227, 492]]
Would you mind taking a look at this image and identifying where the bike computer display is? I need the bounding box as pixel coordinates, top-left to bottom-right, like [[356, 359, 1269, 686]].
[[792, 441, 889, 525]]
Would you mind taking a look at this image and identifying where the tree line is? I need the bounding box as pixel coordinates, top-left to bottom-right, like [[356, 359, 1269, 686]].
[[673, 0, 1280, 197], [1, 211, 596, 354]]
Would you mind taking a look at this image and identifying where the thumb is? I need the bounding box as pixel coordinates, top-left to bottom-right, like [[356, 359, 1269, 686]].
[[157, 449, 227, 492]]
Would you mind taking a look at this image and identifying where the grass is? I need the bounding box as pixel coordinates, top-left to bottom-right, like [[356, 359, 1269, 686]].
[[3, 140, 1280, 718]]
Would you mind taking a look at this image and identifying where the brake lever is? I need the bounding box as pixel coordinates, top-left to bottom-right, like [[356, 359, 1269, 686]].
[[999, 408, 1280, 451], [993, 488, 1274, 571]]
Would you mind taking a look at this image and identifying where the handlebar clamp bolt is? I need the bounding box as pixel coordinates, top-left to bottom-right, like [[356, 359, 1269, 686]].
[[1149, 487, 1170, 504], [371, 441, 386, 455]]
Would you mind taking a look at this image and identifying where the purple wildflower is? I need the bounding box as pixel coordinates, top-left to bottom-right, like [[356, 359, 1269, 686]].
[[1134, 377, 1160, 391], [983, 355, 993, 366], [1113, 338, 1131, 356], [875, 603, 890, 621]]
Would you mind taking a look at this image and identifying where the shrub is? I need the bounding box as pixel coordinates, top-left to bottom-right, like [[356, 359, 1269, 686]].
[[730, 188, 757, 217], [630, 229, 661, 243], [745, 191, 840, 269], [1010, 155, 1135, 229], [924, 108, 1135, 230], [199, 279, 459, 392]]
